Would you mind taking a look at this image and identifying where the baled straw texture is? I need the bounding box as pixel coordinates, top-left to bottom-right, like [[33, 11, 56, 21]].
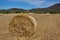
[[9, 14, 37, 37]]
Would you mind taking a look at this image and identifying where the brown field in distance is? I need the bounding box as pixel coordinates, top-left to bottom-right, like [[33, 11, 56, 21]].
[[0, 14, 60, 40]]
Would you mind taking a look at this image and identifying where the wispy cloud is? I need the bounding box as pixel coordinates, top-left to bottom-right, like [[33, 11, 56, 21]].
[[8, 0, 45, 7], [7, 0, 60, 8]]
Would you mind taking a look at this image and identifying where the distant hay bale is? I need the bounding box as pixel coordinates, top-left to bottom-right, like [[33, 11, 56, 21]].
[[46, 13, 50, 16], [9, 14, 37, 37], [29, 13, 33, 14]]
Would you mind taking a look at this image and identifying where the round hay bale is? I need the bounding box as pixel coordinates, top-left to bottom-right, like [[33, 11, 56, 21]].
[[9, 14, 37, 37], [46, 13, 50, 16]]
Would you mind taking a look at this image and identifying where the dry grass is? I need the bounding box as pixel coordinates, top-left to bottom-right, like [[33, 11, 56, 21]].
[[0, 14, 60, 40]]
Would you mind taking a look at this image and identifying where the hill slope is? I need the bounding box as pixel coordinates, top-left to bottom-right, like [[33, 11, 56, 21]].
[[0, 3, 60, 14], [47, 3, 60, 10], [30, 3, 60, 13]]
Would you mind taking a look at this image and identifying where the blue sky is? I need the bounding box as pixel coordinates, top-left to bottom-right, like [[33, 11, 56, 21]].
[[0, 0, 60, 9]]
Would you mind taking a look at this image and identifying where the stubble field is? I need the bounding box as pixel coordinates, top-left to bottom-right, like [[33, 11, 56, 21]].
[[0, 14, 60, 40]]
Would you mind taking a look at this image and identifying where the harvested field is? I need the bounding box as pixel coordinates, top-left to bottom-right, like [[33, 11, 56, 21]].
[[0, 14, 60, 40]]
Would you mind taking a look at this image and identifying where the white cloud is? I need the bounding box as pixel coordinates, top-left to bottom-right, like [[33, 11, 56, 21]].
[[8, 0, 45, 7], [8, 0, 60, 7]]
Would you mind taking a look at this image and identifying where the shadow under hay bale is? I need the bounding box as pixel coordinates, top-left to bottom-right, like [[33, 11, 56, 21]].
[[9, 14, 37, 37]]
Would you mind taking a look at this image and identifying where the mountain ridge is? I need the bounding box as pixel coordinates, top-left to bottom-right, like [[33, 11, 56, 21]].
[[0, 3, 60, 14]]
